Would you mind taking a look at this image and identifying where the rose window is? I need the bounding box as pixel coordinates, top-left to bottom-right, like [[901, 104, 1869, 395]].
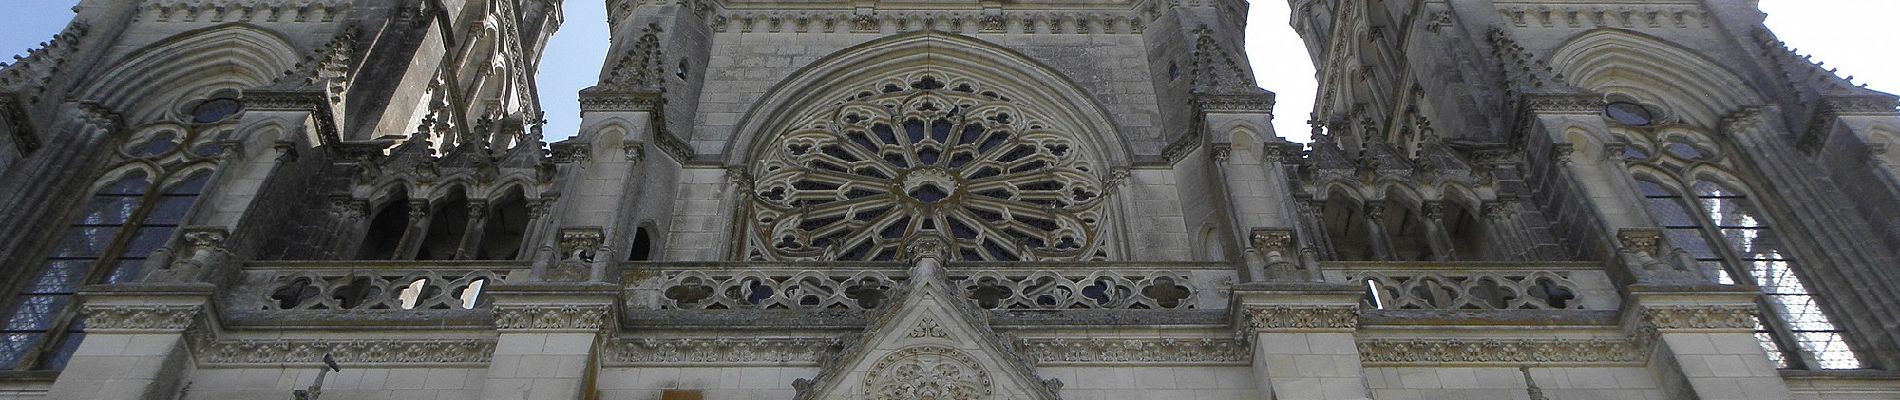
[[747, 75, 1111, 262]]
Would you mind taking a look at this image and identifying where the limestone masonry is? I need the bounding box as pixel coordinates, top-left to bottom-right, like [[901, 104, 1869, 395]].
[[0, 0, 1897, 399]]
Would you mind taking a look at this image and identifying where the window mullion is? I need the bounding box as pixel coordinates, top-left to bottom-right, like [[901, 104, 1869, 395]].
[[22, 170, 173, 370], [1685, 188, 1817, 369]]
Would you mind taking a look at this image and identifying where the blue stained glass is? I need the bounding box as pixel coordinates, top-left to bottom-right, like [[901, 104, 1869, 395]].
[[1636, 180, 1677, 197], [1664, 141, 1705, 159], [105, 259, 145, 284], [129, 132, 179, 157], [142, 196, 196, 225], [3, 295, 69, 331], [1751, 260, 1807, 295], [164, 173, 211, 195], [1645, 198, 1696, 227], [118, 227, 175, 258], [101, 173, 151, 195], [0, 333, 45, 370], [42, 332, 84, 371], [1665, 229, 1719, 259], [73, 196, 140, 225], [52, 226, 120, 258], [26, 260, 90, 294]]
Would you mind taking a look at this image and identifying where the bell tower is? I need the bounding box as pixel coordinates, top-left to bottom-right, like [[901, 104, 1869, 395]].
[[1288, 0, 1900, 393]]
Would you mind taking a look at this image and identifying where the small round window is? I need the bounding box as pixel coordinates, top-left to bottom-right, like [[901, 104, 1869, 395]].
[[1604, 102, 1655, 126], [190, 98, 245, 124]]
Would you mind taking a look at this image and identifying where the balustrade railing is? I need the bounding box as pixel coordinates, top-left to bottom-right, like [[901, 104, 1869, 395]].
[[231, 261, 526, 315], [1326, 261, 1616, 311], [626, 261, 1237, 311]]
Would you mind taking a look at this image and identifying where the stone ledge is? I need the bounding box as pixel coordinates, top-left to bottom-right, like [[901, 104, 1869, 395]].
[[1361, 309, 1619, 326]]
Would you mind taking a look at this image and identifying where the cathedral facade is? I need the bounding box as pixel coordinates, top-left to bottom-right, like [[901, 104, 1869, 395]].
[[0, 0, 1897, 399]]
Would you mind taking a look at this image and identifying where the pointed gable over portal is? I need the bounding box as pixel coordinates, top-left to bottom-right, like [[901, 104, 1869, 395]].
[[794, 239, 1063, 400]]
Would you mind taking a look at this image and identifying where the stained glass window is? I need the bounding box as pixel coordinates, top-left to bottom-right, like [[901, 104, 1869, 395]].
[[745, 75, 1111, 262], [1623, 128, 1863, 370], [1, 123, 223, 371]]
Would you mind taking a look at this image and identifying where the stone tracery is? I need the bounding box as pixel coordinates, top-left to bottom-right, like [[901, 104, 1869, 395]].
[[746, 74, 1111, 262]]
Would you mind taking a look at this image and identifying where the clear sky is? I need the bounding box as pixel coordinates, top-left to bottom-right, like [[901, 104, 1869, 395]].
[[0, 1, 1892, 144]]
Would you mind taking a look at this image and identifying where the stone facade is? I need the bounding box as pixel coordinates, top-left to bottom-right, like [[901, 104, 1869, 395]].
[[0, 0, 1897, 399]]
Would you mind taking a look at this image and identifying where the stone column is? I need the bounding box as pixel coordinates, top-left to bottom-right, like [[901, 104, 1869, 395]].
[[478, 282, 617, 400], [45, 284, 212, 400], [454, 199, 492, 259], [1236, 283, 1369, 400], [1629, 286, 1793, 400], [1417, 201, 1457, 261], [1360, 202, 1399, 261], [394, 198, 433, 259]]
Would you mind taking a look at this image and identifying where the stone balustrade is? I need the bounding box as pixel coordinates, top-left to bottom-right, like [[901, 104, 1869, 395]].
[[625, 261, 1238, 311], [1324, 261, 1619, 311], [222, 261, 528, 326]]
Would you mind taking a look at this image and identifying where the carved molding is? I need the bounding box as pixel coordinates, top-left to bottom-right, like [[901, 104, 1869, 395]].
[[1244, 305, 1360, 332], [1019, 338, 1250, 365], [708, 10, 1148, 35], [1358, 335, 1649, 365], [605, 337, 842, 365], [82, 304, 204, 332], [863, 345, 993, 400], [493, 304, 612, 330], [194, 338, 495, 365], [135, 0, 351, 24], [1496, 4, 1710, 30], [1643, 305, 1758, 331]]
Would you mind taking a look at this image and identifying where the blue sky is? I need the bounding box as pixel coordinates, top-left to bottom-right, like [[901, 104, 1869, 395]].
[[2, 1, 1893, 143]]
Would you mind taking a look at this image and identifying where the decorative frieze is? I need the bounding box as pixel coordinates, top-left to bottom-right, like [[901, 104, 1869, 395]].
[[605, 337, 842, 365], [195, 338, 495, 365], [0, 21, 87, 103], [1358, 335, 1649, 366], [1018, 338, 1250, 365], [708, 11, 1147, 35], [1351, 269, 1586, 310], [1244, 305, 1360, 332], [82, 304, 204, 332], [493, 304, 613, 330], [135, 0, 351, 24], [1496, 4, 1710, 30], [1642, 305, 1758, 331]]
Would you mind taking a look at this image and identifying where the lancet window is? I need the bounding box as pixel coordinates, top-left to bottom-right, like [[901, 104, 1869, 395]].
[[1619, 126, 1863, 369], [744, 75, 1112, 261], [0, 122, 226, 371]]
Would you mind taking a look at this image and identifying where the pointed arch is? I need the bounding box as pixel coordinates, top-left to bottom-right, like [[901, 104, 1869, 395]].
[[75, 24, 301, 124], [1549, 30, 1764, 126], [726, 31, 1132, 167]]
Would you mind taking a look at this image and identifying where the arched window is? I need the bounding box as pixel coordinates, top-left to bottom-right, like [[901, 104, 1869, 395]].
[[417, 189, 470, 260], [1, 126, 222, 371], [629, 227, 654, 261], [476, 189, 531, 260], [1624, 128, 1863, 369], [1320, 191, 1372, 261], [358, 190, 413, 260]]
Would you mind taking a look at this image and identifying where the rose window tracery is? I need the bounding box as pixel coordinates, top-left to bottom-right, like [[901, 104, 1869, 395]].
[[747, 75, 1111, 262], [863, 346, 992, 400]]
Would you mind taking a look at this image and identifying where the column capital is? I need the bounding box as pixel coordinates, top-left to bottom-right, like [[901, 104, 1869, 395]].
[[488, 283, 620, 332]]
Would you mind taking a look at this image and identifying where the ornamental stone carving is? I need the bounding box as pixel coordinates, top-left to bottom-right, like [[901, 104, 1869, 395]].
[[863, 346, 992, 400], [1019, 338, 1249, 364], [82, 304, 203, 332], [907, 317, 947, 338], [607, 338, 842, 365], [144, 226, 232, 283], [745, 74, 1111, 262], [493, 304, 612, 330], [1643, 305, 1758, 331], [1358, 336, 1649, 365], [195, 338, 495, 365], [1244, 305, 1360, 332]]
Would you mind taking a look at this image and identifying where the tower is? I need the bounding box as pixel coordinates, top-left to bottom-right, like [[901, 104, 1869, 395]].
[[1289, 0, 1900, 397]]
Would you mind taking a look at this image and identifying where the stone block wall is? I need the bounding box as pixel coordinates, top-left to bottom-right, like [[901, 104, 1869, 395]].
[[180, 367, 488, 400]]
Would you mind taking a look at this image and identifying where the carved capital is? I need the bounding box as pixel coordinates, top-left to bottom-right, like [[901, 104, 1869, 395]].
[[329, 196, 368, 220], [1248, 228, 1295, 255], [1550, 143, 1577, 166], [493, 304, 613, 331], [145, 226, 232, 283], [1363, 201, 1388, 221], [1617, 229, 1664, 258], [1421, 201, 1447, 221], [1210, 145, 1232, 164], [1244, 305, 1359, 332]]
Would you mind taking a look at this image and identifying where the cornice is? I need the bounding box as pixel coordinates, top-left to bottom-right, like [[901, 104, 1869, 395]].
[[1358, 334, 1650, 366], [1243, 305, 1361, 332], [133, 0, 352, 24], [604, 337, 843, 366], [194, 337, 496, 366], [1019, 337, 1250, 365], [81, 304, 204, 332]]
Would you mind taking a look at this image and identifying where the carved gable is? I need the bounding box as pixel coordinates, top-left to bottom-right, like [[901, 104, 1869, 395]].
[[795, 255, 1061, 400]]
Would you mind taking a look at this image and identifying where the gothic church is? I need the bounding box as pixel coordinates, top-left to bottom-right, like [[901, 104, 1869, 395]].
[[0, 0, 1897, 399]]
